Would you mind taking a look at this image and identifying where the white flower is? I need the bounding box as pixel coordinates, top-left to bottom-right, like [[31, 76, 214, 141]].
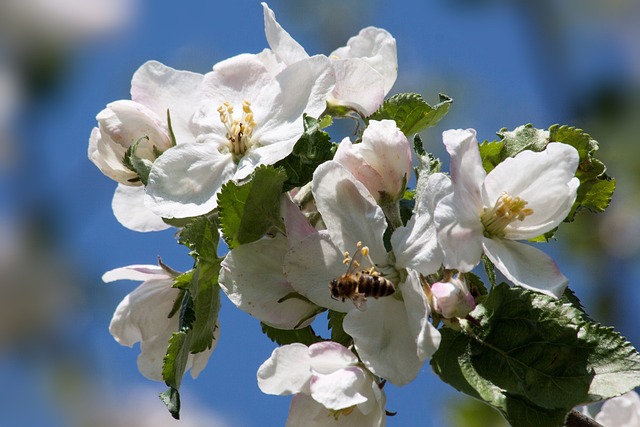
[[430, 275, 476, 319], [88, 60, 204, 231], [257, 341, 386, 427], [581, 391, 640, 427], [284, 162, 448, 385], [334, 119, 411, 203], [104, 264, 218, 382], [261, 2, 397, 116], [434, 129, 579, 297], [145, 53, 335, 219]]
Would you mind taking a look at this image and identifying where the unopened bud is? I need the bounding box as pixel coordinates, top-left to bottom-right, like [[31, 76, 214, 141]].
[[431, 276, 476, 319]]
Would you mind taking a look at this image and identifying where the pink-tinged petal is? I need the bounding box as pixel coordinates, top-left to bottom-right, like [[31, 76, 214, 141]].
[[328, 59, 385, 116], [262, 2, 308, 65], [434, 193, 484, 272], [392, 173, 451, 274], [97, 100, 172, 160], [145, 143, 236, 218], [88, 127, 134, 184], [482, 238, 568, 297], [331, 26, 397, 94], [442, 128, 485, 221], [312, 162, 387, 265], [284, 232, 354, 313], [309, 341, 358, 374], [344, 297, 423, 386], [483, 143, 580, 239], [130, 60, 203, 146], [310, 368, 368, 410], [112, 184, 170, 232], [402, 270, 441, 361], [335, 119, 411, 200], [286, 393, 384, 427], [102, 264, 169, 283], [219, 234, 319, 330], [258, 343, 312, 396], [281, 194, 316, 248]]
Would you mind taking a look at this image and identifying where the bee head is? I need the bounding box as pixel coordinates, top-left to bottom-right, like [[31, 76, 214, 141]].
[[329, 279, 339, 298]]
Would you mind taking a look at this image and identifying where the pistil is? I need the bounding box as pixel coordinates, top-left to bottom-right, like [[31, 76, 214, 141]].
[[217, 100, 257, 161]]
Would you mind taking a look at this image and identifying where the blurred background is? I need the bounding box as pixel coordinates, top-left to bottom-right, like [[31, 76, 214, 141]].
[[1, 0, 639, 426]]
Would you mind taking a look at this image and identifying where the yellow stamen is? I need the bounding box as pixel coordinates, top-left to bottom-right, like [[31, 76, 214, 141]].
[[481, 192, 534, 238], [217, 100, 257, 161]]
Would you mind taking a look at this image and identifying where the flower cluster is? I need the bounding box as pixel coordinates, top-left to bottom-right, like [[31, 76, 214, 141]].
[[90, 3, 635, 427]]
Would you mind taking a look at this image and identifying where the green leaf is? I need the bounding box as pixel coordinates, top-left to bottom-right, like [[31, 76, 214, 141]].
[[177, 215, 220, 264], [477, 140, 504, 174], [217, 165, 286, 249], [273, 115, 334, 192], [327, 311, 353, 347], [159, 387, 181, 420], [369, 93, 452, 136], [162, 330, 191, 391], [187, 264, 221, 354], [549, 125, 616, 219], [431, 284, 640, 427], [481, 255, 496, 288], [260, 323, 323, 347], [123, 136, 153, 185]]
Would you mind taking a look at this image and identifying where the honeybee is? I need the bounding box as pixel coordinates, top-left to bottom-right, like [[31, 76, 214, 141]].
[[329, 242, 396, 311]]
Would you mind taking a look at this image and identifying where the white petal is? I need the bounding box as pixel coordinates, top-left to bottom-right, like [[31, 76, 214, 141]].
[[310, 368, 368, 410], [312, 162, 387, 265], [102, 264, 169, 283], [112, 184, 170, 232], [284, 232, 355, 313], [309, 341, 358, 374], [482, 238, 568, 297], [88, 126, 135, 184], [257, 343, 312, 396], [262, 2, 308, 65], [402, 270, 441, 361], [145, 143, 236, 218], [483, 143, 580, 240], [392, 173, 451, 273], [328, 59, 385, 116], [219, 235, 319, 329], [130, 60, 204, 145], [136, 325, 177, 381], [331, 26, 397, 94], [286, 393, 384, 427], [442, 128, 485, 221], [344, 297, 423, 386], [595, 391, 640, 427], [97, 100, 172, 159], [434, 193, 484, 272], [108, 277, 179, 347]]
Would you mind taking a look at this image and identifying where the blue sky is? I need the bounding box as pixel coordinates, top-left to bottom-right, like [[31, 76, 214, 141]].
[[1, 0, 639, 426]]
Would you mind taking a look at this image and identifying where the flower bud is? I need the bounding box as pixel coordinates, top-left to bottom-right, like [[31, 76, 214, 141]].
[[334, 119, 411, 203], [431, 276, 476, 319]]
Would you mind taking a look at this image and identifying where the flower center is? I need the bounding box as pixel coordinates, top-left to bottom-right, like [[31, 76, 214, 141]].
[[329, 406, 355, 420], [217, 100, 257, 161], [480, 192, 533, 238]]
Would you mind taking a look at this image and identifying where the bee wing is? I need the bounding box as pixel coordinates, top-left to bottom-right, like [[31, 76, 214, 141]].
[[351, 294, 368, 311]]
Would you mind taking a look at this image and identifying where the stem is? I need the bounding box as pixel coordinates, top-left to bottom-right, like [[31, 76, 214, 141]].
[[381, 200, 403, 230], [565, 409, 603, 427]]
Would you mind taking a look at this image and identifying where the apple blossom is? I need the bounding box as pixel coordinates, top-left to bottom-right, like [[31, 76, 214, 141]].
[[257, 341, 386, 427], [261, 2, 396, 116], [429, 275, 476, 319], [434, 129, 579, 297], [333, 119, 411, 203], [104, 263, 218, 382], [284, 162, 448, 385], [88, 61, 204, 186], [144, 53, 335, 219]]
